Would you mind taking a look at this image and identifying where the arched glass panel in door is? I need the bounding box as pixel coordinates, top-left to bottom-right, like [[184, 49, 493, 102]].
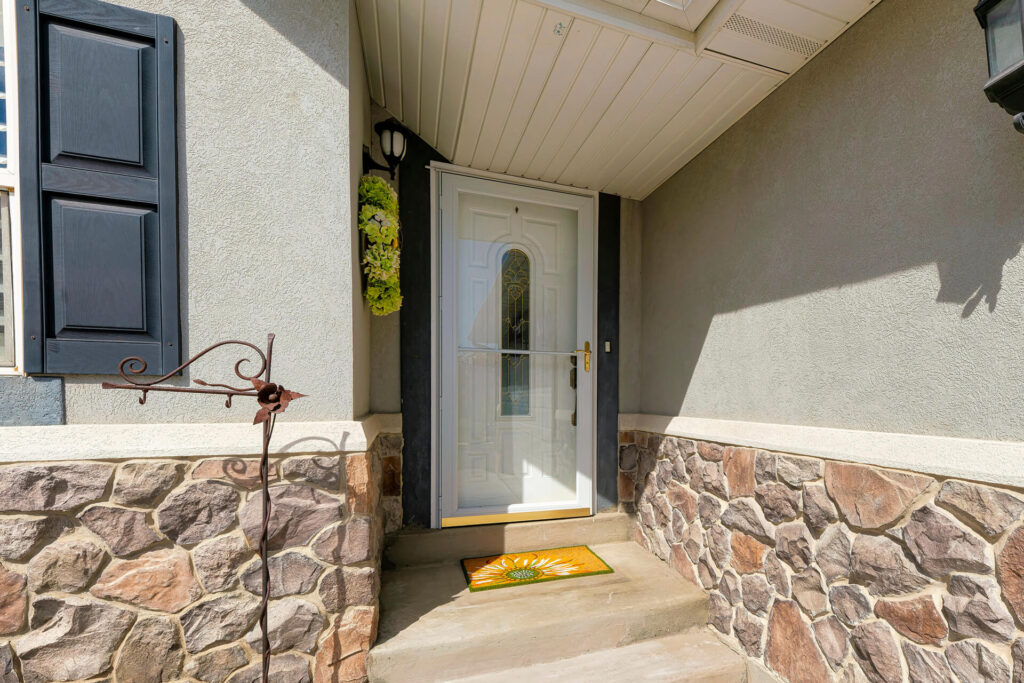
[[501, 249, 530, 416]]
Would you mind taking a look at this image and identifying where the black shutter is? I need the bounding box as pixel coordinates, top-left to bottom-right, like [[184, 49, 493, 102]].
[[18, 0, 179, 375]]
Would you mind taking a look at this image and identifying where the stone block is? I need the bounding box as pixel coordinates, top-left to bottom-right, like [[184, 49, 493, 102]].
[[283, 455, 343, 492], [27, 538, 105, 593], [79, 505, 162, 557], [157, 481, 239, 546], [91, 548, 202, 613], [241, 551, 322, 597], [111, 462, 184, 506], [823, 462, 930, 530], [16, 597, 135, 682], [240, 484, 343, 551], [0, 463, 112, 513], [114, 615, 185, 682], [874, 596, 947, 646], [850, 621, 904, 683]]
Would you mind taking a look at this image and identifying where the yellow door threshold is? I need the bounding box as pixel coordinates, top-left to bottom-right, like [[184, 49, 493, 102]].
[[441, 507, 591, 528]]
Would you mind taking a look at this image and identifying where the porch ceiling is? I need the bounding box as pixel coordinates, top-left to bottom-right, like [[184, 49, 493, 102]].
[[355, 0, 879, 200]]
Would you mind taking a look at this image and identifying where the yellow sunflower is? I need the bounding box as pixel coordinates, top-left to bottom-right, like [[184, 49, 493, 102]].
[[470, 553, 584, 586]]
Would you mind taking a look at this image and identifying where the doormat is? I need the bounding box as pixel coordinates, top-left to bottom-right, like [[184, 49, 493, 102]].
[[461, 545, 613, 591]]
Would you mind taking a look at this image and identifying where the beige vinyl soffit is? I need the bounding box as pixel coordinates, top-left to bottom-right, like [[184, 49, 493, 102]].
[[619, 414, 1024, 490], [356, 0, 880, 199]]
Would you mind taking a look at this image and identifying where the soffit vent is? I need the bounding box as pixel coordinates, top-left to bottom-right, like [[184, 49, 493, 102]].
[[723, 14, 823, 58]]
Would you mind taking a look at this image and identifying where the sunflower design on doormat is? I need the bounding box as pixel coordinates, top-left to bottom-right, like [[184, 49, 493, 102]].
[[461, 545, 612, 591]]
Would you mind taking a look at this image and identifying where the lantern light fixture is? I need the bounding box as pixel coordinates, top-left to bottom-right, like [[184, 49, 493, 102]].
[[363, 120, 408, 179], [975, 0, 1024, 132]]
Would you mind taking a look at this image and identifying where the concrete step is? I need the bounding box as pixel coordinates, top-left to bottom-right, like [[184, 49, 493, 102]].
[[447, 631, 750, 682], [367, 541, 709, 683], [384, 512, 631, 567]]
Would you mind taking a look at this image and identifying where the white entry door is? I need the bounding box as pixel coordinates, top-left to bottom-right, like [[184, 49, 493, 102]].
[[438, 172, 596, 527]]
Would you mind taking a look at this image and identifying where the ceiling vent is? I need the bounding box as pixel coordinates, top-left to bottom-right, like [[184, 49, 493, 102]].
[[722, 14, 823, 58]]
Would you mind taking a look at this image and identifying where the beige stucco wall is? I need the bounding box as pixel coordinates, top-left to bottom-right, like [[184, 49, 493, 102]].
[[351, 0, 372, 419], [639, 0, 1024, 441], [61, 0, 365, 423], [367, 103, 403, 415]]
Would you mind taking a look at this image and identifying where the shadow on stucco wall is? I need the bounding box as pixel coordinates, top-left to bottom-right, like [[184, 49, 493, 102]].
[[638, 0, 1024, 440], [237, 0, 348, 85], [936, 227, 1022, 317]]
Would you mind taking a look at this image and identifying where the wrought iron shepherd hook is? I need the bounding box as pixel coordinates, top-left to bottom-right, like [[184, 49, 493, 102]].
[[103, 334, 305, 683]]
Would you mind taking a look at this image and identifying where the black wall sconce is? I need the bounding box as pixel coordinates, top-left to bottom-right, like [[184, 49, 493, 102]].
[[976, 0, 1024, 132], [363, 120, 408, 178]]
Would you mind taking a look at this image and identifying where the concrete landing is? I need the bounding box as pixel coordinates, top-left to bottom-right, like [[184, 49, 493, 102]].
[[384, 512, 631, 567], [367, 541, 711, 682], [448, 630, 749, 682]]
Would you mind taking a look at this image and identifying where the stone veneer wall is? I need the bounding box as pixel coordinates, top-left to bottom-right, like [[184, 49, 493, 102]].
[[620, 430, 1024, 683], [0, 432, 403, 683]]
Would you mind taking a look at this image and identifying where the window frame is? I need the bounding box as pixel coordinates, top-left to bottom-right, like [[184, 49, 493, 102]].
[[0, 0, 22, 375]]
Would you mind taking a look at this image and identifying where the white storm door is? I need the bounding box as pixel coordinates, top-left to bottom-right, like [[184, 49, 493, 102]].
[[439, 173, 595, 526]]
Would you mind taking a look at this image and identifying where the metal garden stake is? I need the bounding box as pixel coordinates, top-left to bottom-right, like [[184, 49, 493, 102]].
[[103, 334, 304, 682]]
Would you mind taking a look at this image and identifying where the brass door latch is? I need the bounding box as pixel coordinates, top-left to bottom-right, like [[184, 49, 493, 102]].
[[576, 341, 591, 372]]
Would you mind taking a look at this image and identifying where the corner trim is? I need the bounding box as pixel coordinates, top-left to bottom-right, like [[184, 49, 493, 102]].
[[0, 413, 403, 462], [619, 413, 1024, 489]]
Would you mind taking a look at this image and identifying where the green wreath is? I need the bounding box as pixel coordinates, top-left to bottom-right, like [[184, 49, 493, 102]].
[[359, 175, 402, 315]]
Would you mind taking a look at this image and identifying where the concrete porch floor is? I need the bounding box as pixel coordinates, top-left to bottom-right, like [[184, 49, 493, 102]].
[[367, 515, 755, 682]]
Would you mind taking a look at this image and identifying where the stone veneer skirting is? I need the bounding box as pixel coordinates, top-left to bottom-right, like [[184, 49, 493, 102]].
[[620, 429, 1024, 683], [0, 432, 403, 683]]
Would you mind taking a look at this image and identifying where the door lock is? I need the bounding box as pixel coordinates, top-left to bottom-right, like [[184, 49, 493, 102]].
[[576, 341, 591, 372]]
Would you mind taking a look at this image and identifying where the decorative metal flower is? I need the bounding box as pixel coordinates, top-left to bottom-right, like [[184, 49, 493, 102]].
[[252, 378, 305, 424]]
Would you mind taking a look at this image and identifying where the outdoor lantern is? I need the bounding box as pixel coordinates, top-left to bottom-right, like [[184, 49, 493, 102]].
[[975, 0, 1024, 130], [363, 120, 408, 179]]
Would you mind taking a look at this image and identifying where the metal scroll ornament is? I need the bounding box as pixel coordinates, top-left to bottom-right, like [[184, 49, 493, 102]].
[[102, 334, 304, 683]]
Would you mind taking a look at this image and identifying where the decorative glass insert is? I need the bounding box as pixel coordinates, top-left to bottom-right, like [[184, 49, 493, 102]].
[[0, 5, 7, 169], [0, 191, 13, 365], [500, 249, 530, 416]]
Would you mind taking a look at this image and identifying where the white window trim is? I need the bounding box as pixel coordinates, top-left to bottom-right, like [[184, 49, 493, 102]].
[[0, 0, 23, 376]]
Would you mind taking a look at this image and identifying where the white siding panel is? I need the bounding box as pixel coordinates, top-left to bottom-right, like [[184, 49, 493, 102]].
[[377, 0, 404, 117], [628, 72, 779, 197], [504, 19, 601, 177], [793, 0, 873, 23], [524, 27, 630, 180], [355, 0, 385, 103], [684, 0, 719, 28], [418, 0, 451, 145], [399, 0, 424, 134], [489, 9, 577, 172], [470, 2, 546, 170], [707, 29, 806, 73], [435, 0, 483, 159], [453, 0, 517, 165], [605, 63, 746, 196], [539, 35, 651, 183], [605, 0, 650, 12], [587, 52, 712, 192], [555, 42, 674, 188], [642, 1, 693, 30], [740, 0, 845, 42], [360, 0, 882, 198]]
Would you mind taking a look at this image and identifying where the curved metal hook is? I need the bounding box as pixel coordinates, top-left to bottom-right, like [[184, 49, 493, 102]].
[[116, 340, 268, 387]]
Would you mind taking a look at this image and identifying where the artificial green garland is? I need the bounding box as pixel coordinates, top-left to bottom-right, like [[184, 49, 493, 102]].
[[359, 175, 402, 315]]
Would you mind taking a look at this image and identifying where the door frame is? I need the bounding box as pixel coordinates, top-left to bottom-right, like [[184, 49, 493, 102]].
[[428, 161, 599, 529]]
